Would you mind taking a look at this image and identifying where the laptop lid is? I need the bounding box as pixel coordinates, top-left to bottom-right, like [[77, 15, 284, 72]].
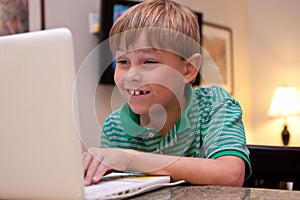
[[0, 28, 84, 199]]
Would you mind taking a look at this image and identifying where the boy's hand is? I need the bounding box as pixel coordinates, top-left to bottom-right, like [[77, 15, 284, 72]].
[[82, 148, 131, 186]]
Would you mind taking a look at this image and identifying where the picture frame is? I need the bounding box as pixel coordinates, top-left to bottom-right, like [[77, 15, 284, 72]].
[[0, 0, 44, 36], [202, 22, 234, 94]]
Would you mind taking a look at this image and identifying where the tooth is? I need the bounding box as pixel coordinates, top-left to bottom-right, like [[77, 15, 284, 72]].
[[135, 91, 140, 95]]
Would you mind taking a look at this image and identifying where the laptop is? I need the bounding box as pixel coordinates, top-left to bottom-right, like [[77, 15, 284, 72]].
[[0, 28, 183, 200]]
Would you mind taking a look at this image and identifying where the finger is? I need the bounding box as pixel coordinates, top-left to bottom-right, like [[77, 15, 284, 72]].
[[82, 152, 93, 175], [84, 158, 101, 186], [92, 164, 111, 184]]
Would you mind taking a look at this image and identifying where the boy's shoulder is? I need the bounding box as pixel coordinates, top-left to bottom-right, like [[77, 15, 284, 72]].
[[193, 86, 237, 105], [193, 86, 240, 107], [103, 108, 122, 125]]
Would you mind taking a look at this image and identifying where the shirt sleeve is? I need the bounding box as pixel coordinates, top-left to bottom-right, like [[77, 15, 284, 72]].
[[99, 112, 120, 148], [201, 87, 252, 179]]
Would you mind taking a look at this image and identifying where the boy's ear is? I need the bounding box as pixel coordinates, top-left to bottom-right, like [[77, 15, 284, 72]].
[[184, 53, 202, 83]]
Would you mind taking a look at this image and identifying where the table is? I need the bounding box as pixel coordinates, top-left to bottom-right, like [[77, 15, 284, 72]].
[[129, 185, 300, 200]]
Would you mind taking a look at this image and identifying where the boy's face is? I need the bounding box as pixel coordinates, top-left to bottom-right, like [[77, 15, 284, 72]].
[[114, 48, 188, 115]]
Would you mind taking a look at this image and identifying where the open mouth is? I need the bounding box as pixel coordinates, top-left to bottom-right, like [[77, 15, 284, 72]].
[[127, 89, 150, 96]]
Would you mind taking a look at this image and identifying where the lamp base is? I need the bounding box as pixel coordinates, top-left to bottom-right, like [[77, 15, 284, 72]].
[[282, 125, 290, 146]]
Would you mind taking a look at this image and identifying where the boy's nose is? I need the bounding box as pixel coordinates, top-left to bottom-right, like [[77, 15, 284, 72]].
[[125, 67, 143, 82]]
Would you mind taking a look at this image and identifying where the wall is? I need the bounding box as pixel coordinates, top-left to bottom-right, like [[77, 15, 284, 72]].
[[249, 0, 300, 146], [44, 0, 99, 70]]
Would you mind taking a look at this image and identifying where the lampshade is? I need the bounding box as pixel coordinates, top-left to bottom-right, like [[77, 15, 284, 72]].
[[268, 86, 300, 118]]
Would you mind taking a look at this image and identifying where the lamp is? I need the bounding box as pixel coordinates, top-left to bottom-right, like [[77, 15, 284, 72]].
[[268, 86, 300, 145]]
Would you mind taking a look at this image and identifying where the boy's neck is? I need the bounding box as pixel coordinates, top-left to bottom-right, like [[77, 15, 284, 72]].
[[139, 96, 187, 137]]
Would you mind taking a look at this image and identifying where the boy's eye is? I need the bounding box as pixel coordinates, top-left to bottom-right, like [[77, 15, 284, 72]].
[[144, 60, 159, 64], [116, 60, 129, 65]]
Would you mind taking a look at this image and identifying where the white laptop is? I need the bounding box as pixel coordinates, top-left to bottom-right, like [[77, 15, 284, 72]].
[[0, 28, 183, 200]]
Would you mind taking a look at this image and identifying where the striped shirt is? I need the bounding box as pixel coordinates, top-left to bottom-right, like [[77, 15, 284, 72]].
[[100, 85, 252, 179]]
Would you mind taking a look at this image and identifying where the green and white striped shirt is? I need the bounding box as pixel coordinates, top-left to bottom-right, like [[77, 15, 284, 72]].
[[100, 85, 251, 179]]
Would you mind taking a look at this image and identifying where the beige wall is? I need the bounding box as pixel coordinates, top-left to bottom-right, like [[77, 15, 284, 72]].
[[44, 0, 99, 70], [249, 0, 300, 146], [44, 0, 300, 148]]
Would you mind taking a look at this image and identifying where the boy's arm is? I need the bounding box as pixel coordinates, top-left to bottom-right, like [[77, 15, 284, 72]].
[[83, 148, 245, 186], [127, 150, 245, 186], [130, 151, 245, 186]]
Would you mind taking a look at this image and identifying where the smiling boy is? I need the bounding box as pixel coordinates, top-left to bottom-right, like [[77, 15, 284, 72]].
[[83, 0, 251, 186]]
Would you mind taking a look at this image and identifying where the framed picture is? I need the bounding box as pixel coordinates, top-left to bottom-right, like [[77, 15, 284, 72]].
[[202, 22, 234, 94], [0, 0, 44, 36]]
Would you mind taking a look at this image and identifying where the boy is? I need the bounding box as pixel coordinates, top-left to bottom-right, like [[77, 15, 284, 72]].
[[83, 0, 251, 186]]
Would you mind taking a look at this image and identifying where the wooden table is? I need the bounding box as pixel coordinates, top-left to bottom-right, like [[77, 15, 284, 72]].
[[129, 185, 300, 200]]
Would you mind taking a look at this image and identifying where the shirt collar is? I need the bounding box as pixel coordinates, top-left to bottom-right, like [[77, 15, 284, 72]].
[[120, 103, 147, 138], [177, 84, 193, 132], [120, 84, 194, 138]]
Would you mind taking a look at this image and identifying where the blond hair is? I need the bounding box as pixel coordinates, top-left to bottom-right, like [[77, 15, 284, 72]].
[[109, 0, 200, 58]]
